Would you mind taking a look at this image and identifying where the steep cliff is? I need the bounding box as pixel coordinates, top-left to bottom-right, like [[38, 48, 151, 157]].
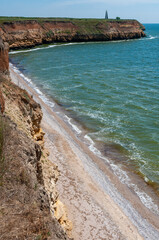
[[0, 114, 70, 240], [1, 76, 42, 138], [0, 40, 72, 239], [0, 18, 145, 49], [0, 37, 9, 75], [0, 74, 72, 240], [0, 37, 8, 114]]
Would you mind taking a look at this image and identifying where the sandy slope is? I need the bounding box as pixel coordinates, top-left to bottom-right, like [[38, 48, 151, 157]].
[[10, 66, 159, 240]]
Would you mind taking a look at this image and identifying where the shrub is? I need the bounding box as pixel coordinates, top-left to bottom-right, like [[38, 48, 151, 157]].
[[45, 30, 54, 38], [0, 116, 5, 185]]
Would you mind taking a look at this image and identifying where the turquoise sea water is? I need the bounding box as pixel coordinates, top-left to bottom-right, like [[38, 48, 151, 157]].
[[10, 24, 159, 189]]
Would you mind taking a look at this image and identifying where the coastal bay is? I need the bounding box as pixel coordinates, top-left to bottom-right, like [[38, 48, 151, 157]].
[[1, 18, 159, 239], [9, 24, 159, 195], [9, 57, 159, 239]]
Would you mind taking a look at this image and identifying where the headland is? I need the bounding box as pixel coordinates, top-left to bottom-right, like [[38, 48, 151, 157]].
[[0, 17, 145, 49]]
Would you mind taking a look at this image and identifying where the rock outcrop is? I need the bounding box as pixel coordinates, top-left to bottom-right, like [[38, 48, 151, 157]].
[[0, 76, 42, 138], [0, 37, 7, 114], [0, 37, 9, 75], [41, 149, 73, 237], [0, 19, 146, 49]]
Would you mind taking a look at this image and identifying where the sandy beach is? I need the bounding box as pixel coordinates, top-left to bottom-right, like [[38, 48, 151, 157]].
[[10, 65, 159, 240]]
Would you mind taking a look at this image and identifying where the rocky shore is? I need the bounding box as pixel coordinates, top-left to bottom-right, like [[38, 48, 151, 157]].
[[0, 18, 145, 49]]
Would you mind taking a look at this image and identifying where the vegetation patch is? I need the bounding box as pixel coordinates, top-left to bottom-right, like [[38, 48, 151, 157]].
[[64, 30, 71, 34], [45, 30, 54, 38], [0, 16, 135, 25], [0, 115, 5, 186]]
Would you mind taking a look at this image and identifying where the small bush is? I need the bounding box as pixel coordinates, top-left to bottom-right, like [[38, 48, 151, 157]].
[[65, 30, 71, 34], [36, 235, 42, 240], [45, 30, 54, 38], [0, 116, 3, 157], [18, 169, 31, 186], [0, 116, 5, 185]]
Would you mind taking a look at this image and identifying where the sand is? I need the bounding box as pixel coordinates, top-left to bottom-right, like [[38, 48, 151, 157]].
[[10, 65, 159, 240]]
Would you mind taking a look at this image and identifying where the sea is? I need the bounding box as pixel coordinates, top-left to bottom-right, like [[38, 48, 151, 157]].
[[9, 24, 159, 198]]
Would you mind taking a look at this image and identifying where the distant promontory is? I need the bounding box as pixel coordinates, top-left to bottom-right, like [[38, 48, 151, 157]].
[[0, 17, 146, 49]]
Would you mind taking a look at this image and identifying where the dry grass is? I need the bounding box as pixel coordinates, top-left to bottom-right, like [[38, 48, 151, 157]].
[[0, 115, 5, 186], [0, 76, 70, 240], [0, 116, 69, 240]]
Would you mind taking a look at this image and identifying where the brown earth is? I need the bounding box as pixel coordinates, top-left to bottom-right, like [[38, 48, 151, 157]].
[[0, 19, 146, 49], [0, 37, 9, 75], [0, 72, 72, 239], [0, 114, 69, 240], [0, 88, 5, 114], [0, 74, 42, 138]]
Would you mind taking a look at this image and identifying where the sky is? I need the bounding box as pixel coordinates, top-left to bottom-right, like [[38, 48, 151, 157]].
[[1, 0, 159, 23]]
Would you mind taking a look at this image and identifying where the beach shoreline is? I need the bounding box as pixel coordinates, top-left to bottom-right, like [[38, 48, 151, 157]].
[[10, 64, 159, 240]]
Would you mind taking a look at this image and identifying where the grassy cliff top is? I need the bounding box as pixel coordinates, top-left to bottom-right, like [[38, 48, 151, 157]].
[[0, 16, 137, 24]]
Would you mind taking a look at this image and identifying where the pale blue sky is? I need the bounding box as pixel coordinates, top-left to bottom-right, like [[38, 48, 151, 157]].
[[1, 0, 159, 23]]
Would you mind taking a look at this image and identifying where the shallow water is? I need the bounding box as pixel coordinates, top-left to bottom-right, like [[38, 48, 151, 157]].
[[9, 24, 159, 190]]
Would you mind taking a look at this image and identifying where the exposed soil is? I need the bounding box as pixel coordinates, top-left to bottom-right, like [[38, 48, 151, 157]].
[[0, 74, 72, 240], [0, 19, 146, 49], [0, 114, 69, 240]]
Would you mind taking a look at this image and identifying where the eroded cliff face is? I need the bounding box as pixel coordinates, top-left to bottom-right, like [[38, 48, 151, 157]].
[[0, 39, 72, 238], [0, 114, 71, 240], [0, 37, 9, 75], [1, 77, 42, 138], [0, 19, 146, 49], [0, 74, 72, 240]]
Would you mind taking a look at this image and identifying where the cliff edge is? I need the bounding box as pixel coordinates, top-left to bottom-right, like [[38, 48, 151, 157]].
[[0, 37, 72, 240], [0, 37, 9, 76], [0, 18, 146, 49]]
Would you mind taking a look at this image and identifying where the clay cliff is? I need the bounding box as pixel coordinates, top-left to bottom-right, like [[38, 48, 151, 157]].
[[0, 37, 9, 75], [0, 38, 72, 239], [0, 75, 72, 240], [0, 37, 8, 114], [0, 18, 145, 49]]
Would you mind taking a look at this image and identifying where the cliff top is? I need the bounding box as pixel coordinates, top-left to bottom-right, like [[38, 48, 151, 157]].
[[0, 16, 143, 24], [0, 17, 145, 39], [0, 17, 146, 49]]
